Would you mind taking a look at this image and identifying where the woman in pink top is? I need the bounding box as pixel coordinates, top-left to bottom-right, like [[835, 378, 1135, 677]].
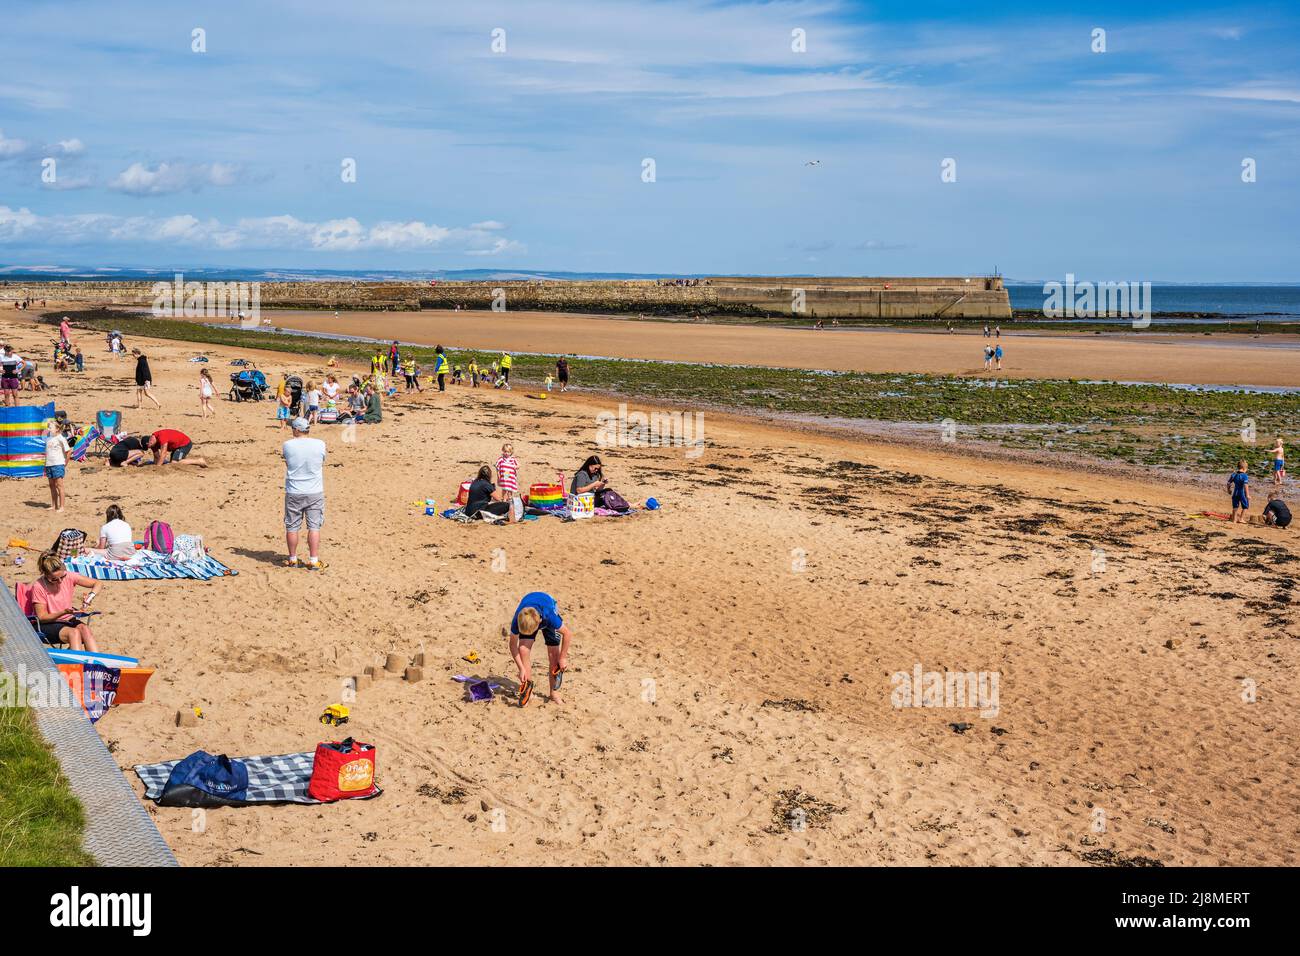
[[30, 552, 102, 651]]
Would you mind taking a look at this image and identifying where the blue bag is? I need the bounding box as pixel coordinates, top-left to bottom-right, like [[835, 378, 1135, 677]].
[[158, 750, 250, 807]]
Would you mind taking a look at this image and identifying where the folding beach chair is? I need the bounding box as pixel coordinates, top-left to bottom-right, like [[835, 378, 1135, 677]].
[[14, 582, 69, 647], [68, 425, 99, 462], [92, 410, 122, 456]]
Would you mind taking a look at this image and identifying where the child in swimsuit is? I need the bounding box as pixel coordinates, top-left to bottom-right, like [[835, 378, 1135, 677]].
[[1227, 459, 1250, 524]]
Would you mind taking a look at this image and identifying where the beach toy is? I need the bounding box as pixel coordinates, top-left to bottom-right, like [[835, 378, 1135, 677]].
[[423, 498, 437, 516], [645, 497, 660, 511], [567, 492, 595, 519], [468, 681, 493, 702], [528, 482, 565, 511], [320, 704, 351, 727], [463, 651, 480, 664]]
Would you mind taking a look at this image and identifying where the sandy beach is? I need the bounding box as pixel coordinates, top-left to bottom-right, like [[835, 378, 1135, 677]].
[[1, 315, 1296, 866], [173, 307, 1300, 388]]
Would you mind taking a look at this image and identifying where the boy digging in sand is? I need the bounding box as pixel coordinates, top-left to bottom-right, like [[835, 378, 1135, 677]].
[[508, 592, 572, 706]]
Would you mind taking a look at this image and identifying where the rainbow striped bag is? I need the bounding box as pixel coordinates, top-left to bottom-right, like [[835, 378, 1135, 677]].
[[527, 483, 565, 511]]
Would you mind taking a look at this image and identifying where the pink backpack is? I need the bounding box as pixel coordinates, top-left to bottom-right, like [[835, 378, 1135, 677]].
[[145, 520, 175, 554]]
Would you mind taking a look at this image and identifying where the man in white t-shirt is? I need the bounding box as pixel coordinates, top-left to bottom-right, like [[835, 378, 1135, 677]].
[[282, 417, 328, 569]]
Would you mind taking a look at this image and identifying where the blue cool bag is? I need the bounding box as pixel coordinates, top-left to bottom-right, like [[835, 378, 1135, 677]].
[[158, 750, 251, 808]]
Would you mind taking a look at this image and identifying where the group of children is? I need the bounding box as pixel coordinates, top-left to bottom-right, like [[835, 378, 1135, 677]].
[[1226, 436, 1290, 527]]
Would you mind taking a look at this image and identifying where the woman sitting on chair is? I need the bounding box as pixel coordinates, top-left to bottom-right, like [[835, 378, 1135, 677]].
[[30, 552, 102, 651]]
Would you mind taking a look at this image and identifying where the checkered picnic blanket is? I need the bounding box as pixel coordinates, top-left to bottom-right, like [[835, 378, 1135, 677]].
[[64, 552, 237, 581], [135, 752, 318, 805], [136, 752, 383, 805]]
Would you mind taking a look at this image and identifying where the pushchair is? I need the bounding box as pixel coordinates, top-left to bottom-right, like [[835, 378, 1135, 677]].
[[284, 375, 304, 415], [229, 367, 268, 402]]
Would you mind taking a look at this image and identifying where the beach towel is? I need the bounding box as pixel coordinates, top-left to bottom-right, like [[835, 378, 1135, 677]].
[[56, 662, 120, 724], [136, 751, 382, 805], [64, 550, 237, 581]]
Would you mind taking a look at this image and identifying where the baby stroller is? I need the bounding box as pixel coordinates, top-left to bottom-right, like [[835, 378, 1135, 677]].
[[285, 375, 304, 415], [229, 367, 268, 402]]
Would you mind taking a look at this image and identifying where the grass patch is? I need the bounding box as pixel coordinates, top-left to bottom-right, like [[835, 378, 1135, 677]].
[[0, 677, 95, 866], [54, 310, 1300, 475]]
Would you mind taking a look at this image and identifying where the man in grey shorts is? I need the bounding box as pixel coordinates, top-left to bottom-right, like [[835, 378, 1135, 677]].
[[282, 417, 328, 570]]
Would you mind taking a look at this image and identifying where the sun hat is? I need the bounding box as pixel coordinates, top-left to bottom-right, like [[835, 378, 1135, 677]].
[[291, 417, 311, 431]]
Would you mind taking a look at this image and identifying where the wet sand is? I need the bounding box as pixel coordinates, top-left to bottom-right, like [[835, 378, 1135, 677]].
[[180, 307, 1300, 387]]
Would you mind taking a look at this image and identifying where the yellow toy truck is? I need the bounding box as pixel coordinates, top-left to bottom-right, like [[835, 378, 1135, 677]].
[[320, 704, 350, 727]]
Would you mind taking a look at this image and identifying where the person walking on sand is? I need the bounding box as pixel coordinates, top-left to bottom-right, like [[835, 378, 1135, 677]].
[[1, 345, 21, 406], [282, 417, 328, 570], [499, 351, 512, 390], [982, 343, 993, 371], [1269, 435, 1286, 487], [994, 343, 1003, 370], [507, 591, 572, 707], [132, 349, 161, 409], [198, 368, 216, 418], [1228, 459, 1251, 523], [556, 356, 569, 392], [44, 419, 70, 513], [305, 379, 321, 424], [433, 345, 450, 392]]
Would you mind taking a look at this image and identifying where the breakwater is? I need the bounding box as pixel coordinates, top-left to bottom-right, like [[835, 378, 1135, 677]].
[[2, 275, 1010, 319]]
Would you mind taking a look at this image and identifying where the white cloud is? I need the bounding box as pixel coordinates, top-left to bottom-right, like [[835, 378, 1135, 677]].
[[0, 205, 519, 255], [40, 175, 93, 191], [109, 161, 242, 196], [0, 130, 30, 158], [1200, 84, 1300, 104]]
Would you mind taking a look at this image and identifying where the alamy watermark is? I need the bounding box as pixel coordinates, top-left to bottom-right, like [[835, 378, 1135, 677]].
[[1042, 273, 1151, 328], [1, 664, 81, 709], [151, 272, 261, 324], [890, 663, 1000, 718], [596, 402, 705, 458]]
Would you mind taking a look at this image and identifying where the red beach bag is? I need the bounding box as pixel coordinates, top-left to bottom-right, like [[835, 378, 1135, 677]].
[[308, 738, 379, 802]]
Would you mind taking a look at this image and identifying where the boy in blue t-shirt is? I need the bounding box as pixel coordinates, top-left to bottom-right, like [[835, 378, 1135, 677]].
[[507, 591, 572, 707], [1227, 459, 1250, 524]]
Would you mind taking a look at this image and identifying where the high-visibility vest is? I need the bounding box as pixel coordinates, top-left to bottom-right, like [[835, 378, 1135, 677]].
[[500, 354, 512, 370]]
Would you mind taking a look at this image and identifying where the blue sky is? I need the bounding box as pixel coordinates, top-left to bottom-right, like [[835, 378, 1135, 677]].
[[1, 0, 1297, 279]]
